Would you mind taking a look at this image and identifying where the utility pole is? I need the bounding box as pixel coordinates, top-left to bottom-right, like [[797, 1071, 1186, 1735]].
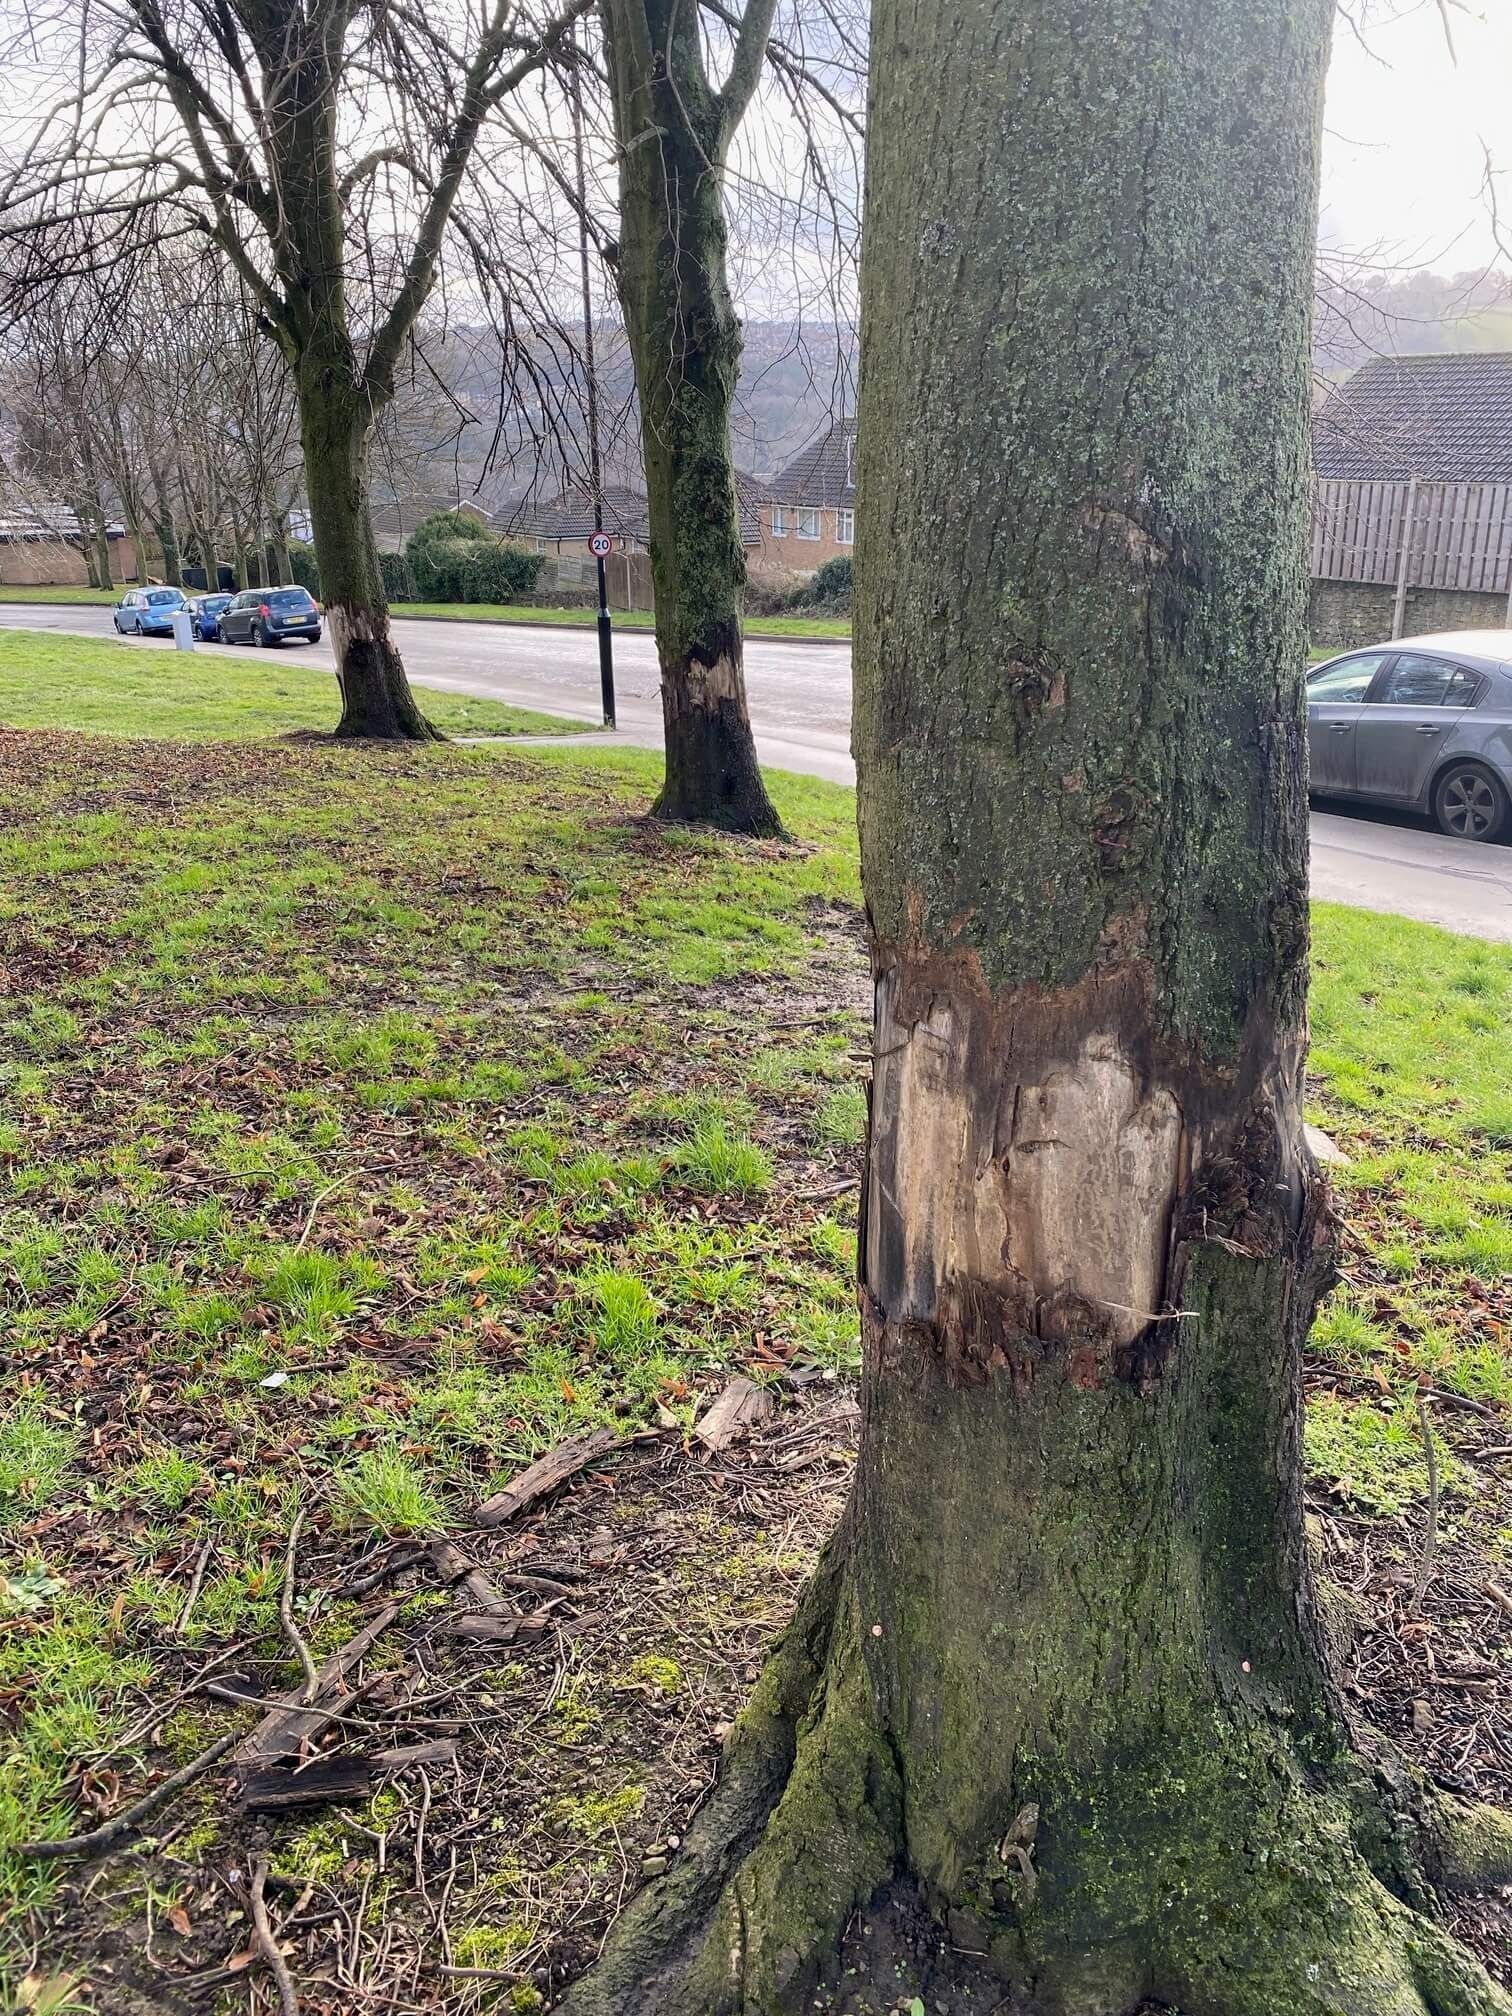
[[570, 34, 615, 730]]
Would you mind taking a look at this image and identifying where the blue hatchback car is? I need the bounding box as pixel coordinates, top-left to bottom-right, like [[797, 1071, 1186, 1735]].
[[114, 587, 188, 637], [187, 593, 234, 641]]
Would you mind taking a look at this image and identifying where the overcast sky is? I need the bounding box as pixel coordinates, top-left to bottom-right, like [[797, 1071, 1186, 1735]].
[[1322, 1, 1512, 271]]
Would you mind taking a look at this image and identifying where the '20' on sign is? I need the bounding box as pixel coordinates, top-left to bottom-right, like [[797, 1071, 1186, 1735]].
[[589, 531, 613, 559]]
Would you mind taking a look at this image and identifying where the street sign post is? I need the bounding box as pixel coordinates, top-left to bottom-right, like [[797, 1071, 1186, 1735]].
[[589, 531, 616, 728]]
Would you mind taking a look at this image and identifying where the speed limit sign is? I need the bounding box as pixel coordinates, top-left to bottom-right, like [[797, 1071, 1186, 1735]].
[[588, 531, 613, 559]]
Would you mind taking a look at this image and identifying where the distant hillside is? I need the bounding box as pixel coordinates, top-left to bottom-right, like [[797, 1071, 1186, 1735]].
[[1315, 265, 1512, 378], [382, 270, 1512, 525]]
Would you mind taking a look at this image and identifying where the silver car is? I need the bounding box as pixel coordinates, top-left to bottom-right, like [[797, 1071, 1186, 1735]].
[[1306, 631, 1512, 841]]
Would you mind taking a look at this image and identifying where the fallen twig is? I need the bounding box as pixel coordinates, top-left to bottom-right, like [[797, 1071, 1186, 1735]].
[[280, 1510, 320, 1706], [15, 1733, 238, 1859], [177, 1536, 214, 1635], [694, 1376, 775, 1454], [474, 1427, 616, 1526], [1483, 1580, 1512, 1620], [249, 1855, 300, 2016], [1412, 1391, 1440, 1614], [429, 1539, 514, 1616]]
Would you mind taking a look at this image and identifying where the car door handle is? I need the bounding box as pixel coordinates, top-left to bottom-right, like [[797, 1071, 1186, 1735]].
[[1329, 724, 1352, 734], [1414, 724, 1445, 735]]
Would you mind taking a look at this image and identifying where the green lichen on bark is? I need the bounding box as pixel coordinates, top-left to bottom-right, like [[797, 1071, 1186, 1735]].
[[853, 0, 1323, 1056]]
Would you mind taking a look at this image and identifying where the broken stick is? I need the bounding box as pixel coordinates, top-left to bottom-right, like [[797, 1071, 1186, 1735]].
[[474, 1427, 616, 1527], [234, 1603, 399, 1772]]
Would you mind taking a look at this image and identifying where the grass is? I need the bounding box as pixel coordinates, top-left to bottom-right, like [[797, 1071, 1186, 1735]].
[[1305, 903, 1512, 1416], [1, 682, 1510, 1983], [0, 630, 589, 740], [390, 600, 852, 641], [0, 584, 850, 641], [0, 720, 864, 1952]]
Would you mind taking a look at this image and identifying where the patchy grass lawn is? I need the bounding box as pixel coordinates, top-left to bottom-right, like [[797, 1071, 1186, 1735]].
[[0, 587, 851, 642], [0, 631, 588, 741], [0, 726, 1506, 2006]]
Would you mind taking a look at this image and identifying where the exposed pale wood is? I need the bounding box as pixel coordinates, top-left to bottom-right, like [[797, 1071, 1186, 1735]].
[[473, 1427, 617, 1527]]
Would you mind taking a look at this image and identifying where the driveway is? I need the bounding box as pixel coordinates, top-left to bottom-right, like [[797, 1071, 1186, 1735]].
[[7, 603, 1512, 942]]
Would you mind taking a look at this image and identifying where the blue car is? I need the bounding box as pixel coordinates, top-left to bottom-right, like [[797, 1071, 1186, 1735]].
[[187, 592, 234, 641], [113, 586, 188, 637]]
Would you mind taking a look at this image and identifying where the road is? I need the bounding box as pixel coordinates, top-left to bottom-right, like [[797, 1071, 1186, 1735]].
[[9, 602, 1512, 943]]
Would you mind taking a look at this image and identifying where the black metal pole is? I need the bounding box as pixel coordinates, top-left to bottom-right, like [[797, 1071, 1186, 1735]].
[[596, 554, 615, 729]]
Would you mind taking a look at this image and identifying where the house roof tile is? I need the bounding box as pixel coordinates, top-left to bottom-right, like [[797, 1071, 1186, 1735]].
[[1313, 353, 1512, 483], [771, 419, 857, 508]]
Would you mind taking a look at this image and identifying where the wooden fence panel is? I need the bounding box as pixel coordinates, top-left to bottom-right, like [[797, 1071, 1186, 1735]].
[[1312, 478, 1512, 596]]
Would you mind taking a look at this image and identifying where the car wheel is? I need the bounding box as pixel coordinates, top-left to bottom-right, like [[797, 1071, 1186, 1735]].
[[256, 623, 280, 648], [1433, 761, 1508, 842]]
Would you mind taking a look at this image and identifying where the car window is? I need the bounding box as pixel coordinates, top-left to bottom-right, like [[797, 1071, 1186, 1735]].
[[1307, 652, 1387, 703], [1377, 654, 1479, 708], [146, 589, 179, 605], [268, 588, 314, 609]]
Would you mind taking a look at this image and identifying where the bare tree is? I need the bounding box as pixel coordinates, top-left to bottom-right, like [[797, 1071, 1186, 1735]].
[[2, 0, 594, 737], [596, 0, 857, 833]]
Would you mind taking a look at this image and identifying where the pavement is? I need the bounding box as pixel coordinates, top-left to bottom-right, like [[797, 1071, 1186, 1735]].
[[8, 602, 1512, 943]]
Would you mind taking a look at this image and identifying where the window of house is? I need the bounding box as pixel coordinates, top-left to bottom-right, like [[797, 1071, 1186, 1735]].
[[771, 505, 789, 537], [845, 434, 856, 490], [797, 508, 820, 540], [836, 509, 854, 545]]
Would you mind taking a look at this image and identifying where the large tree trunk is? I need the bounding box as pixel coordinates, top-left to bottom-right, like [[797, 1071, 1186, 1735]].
[[564, 1, 1512, 2011], [295, 350, 438, 741], [603, 1, 783, 837]]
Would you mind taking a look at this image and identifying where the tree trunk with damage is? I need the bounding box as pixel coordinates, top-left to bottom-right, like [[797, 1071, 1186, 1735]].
[[274, 24, 437, 742], [563, 1, 1512, 2011], [295, 344, 436, 739], [602, 0, 784, 836]]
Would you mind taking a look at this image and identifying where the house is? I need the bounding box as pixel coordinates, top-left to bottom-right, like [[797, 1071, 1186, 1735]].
[[0, 505, 136, 588], [1310, 353, 1512, 646], [498, 482, 651, 557], [758, 418, 856, 571], [369, 496, 489, 555]]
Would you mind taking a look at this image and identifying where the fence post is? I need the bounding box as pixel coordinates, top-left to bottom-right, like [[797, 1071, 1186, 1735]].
[[1392, 475, 1419, 640]]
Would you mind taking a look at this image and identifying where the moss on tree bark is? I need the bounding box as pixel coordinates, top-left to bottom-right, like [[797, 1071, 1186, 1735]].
[[601, 0, 784, 837], [561, 0, 1512, 2009]]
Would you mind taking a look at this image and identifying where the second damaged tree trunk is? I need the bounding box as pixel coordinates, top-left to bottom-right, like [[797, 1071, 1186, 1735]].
[[603, 1, 784, 837]]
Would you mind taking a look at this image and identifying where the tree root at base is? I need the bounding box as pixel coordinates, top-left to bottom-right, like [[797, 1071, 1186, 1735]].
[[558, 1627, 1512, 2016]]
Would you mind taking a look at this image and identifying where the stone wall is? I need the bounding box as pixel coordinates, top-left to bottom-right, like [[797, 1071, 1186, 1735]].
[[1309, 579, 1510, 652]]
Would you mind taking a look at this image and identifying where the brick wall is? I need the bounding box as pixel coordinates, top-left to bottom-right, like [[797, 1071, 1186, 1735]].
[[755, 503, 854, 574], [1309, 579, 1510, 652], [0, 537, 95, 587]]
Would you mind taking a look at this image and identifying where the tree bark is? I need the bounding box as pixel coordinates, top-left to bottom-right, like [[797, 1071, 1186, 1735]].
[[564, 2, 1512, 2012], [295, 347, 438, 740], [602, 0, 784, 836], [272, 33, 438, 742]]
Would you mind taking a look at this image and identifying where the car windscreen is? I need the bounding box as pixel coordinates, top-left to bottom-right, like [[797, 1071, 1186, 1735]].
[[146, 590, 181, 605], [206, 596, 231, 610], [268, 589, 314, 610]]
